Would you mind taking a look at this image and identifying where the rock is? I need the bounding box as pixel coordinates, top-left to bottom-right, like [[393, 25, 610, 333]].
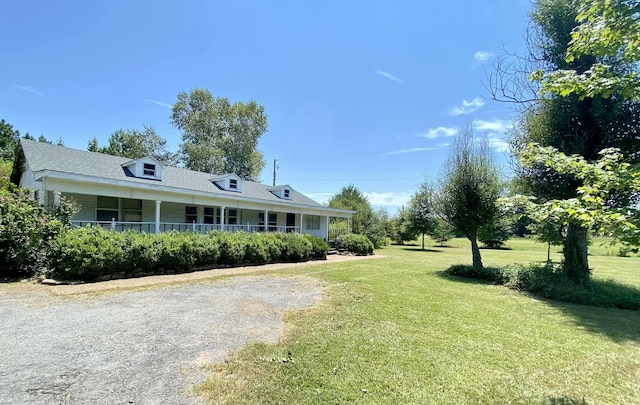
[[41, 279, 63, 285]]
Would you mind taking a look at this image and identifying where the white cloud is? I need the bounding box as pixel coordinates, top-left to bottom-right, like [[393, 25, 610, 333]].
[[145, 99, 172, 108], [450, 97, 485, 116], [473, 118, 513, 152], [473, 118, 512, 134], [364, 192, 412, 209], [306, 193, 334, 205], [474, 51, 494, 62], [375, 69, 404, 84], [421, 126, 458, 139], [14, 84, 42, 96], [385, 147, 439, 155]]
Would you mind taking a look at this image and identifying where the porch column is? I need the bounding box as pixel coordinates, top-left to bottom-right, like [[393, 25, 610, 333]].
[[220, 206, 226, 231], [347, 218, 351, 234], [264, 210, 268, 232], [300, 213, 304, 234], [325, 216, 330, 241], [155, 200, 161, 234], [53, 191, 61, 206]]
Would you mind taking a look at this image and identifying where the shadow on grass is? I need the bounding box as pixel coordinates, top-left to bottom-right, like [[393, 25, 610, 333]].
[[439, 268, 640, 342], [402, 247, 443, 253], [543, 397, 589, 405]]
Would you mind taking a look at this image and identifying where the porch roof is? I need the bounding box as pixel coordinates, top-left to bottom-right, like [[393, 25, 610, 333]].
[[19, 139, 354, 217]]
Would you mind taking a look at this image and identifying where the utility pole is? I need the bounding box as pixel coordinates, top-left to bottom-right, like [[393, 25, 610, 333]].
[[272, 159, 278, 186]]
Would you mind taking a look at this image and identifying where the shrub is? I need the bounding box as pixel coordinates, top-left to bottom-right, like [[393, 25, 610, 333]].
[[0, 187, 74, 278], [334, 234, 374, 256], [275, 232, 313, 262], [305, 235, 329, 260], [446, 262, 640, 309]]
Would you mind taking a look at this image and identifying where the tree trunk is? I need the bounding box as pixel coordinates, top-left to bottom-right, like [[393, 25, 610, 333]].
[[562, 223, 589, 284], [421, 233, 425, 250], [469, 235, 484, 271], [547, 241, 551, 263]]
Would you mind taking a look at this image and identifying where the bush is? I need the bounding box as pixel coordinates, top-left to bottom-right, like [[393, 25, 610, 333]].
[[446, 262, 640, 309], [334, 234, 374, 255], [305, 235, 329, 260], [0, 187, 74, 278], [275, 232, 313, 262]]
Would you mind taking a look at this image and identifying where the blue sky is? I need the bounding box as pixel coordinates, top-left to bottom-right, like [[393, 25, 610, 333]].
[[1, 0, 531, 211]]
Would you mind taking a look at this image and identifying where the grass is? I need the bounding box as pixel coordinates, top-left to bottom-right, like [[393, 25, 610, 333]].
[[194, 237, 640, 404]]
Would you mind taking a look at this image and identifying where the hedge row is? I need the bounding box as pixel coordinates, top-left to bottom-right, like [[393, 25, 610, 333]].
[[447, 263, 640, 309], [47, 227, 329, 281]]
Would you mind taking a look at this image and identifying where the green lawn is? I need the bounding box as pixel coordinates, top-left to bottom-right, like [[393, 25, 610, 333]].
[[194, 237, 640, 405]]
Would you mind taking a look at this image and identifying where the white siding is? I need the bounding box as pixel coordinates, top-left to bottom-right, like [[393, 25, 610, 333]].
[[63, 193, 96, 221]]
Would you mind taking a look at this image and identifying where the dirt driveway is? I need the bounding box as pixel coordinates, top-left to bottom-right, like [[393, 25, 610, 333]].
[[0, 255, 380, 404]]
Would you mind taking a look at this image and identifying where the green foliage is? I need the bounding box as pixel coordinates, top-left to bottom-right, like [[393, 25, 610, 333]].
[[171, 88, 267, 181], [0, 119, 20, 161], [0, 186, 76, 278], [437, 124, 503, 270], [0, 159, 12, 191], [408, 181, 436, 250], [305, 235, 329, 260], [447, 262, 640, 309], [478, 215, 512, 249], [328, 185, 387, 248], [389, 207, 419, 245], [538, 0, 640, 100], [89, 126, 178, 165], [334, 234, 375, 256], [46, 229, 322, 281], [430, 218, 454, 246]]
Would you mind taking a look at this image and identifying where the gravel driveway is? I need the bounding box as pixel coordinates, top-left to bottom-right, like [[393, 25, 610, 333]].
[[0, 275, 322, 404]]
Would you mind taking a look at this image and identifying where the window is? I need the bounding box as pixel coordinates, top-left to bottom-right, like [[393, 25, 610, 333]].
[[186, 206, 197, 223], [121, 198, 142, 222], [258, 212, 266, 231], [283, 189, 290, 198], [229, 179, 238, 190], [306, 215, 320, 230], [97, 196, 119, 222], [204, 207, 216, 224], [268, 213, 277, 231], [143, 163, 156, 176], [228, 209, 238, 225]]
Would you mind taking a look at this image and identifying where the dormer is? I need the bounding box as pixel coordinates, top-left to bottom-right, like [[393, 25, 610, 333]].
[[269, 185, 293, 200], [121, 157, 165, 180], [211, 173, 243, 192]]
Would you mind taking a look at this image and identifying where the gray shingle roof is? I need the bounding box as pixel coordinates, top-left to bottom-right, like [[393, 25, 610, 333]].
[[20, 138, 337, 210]]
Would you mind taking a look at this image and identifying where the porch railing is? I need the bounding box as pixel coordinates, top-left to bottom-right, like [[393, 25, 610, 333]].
[[71, 220, 301, 234]]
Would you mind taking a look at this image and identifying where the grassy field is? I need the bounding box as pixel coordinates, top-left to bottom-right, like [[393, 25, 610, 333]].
[[194, 237, 640, 405]]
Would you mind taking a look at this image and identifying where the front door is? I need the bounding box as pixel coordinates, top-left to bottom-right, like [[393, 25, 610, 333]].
[[286, 213, 296, 232]]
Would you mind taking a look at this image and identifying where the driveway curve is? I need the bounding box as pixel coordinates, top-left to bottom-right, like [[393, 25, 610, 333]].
[[0, 276, 321, 404]]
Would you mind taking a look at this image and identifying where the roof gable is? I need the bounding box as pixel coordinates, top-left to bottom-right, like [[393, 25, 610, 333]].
[[121, 156, 165, 180]]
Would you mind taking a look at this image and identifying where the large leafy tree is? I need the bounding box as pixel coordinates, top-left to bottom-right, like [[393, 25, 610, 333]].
[[389, 207, 419, 245], [408, 181, 436, 250], [437, 125, 502, 271], [88, 126, 178, 165], [538, 0, 640, 100], [171, 88, 267, 181], [505, 0, 640, 283]]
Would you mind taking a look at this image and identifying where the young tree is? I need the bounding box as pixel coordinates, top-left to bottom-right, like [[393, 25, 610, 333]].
[[389, 207, 419, 245], [430, 218, 454, 247], [171, 88, 267, 181], [88, 126, 178, 165], [437, 125, 502, 271], [477, 215, 513, 249], [408, 181, 436, 250]]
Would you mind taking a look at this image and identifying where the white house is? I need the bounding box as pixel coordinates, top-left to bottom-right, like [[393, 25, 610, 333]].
[[16, 139, 353, 240]]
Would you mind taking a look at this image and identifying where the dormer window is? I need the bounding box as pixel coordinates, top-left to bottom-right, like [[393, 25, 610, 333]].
[[210, 174, 243, 192], [122, 157, 164, 180], [268, 185, 293, 200], [143, 163, 156, 177]]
